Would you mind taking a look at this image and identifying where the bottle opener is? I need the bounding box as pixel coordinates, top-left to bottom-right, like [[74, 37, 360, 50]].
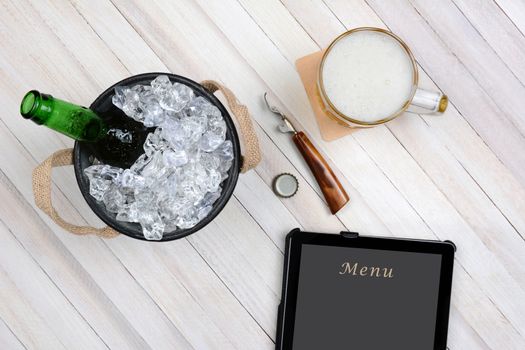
[[263, 93, 349, 214]]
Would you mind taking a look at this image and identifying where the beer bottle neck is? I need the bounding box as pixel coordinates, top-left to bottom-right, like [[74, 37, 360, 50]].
[[20, 90, 108, 142], [20, 90, 53, 125]]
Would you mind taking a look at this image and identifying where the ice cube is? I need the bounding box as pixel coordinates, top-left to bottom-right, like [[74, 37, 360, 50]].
[[150, 75, 172, 94], [135, 187, 157, 209], [141, 151, 168, 179], [206, 169, 222, 192], [162, 120, 189, 151], [120, 85, 146, 122], [160, 82, 194, 112], [84, 164, 123, 182], [184, 96, 221, 120], [214, 140, 234, 161], [199, 131, 224, 152], [116, 203, 140, 223], [89, 178, 112, 201], [213, 141, 234, 176], [107, 128, 132, 143], [112, 86, 128, 109], [103, 185, 125, 213], [197, 205, 213, 221], [163, 149, 188, 168], [143, 129, 168, 156], [142, 103, 165, 127], [200, 188, 222, 207], [139, 211, 165, 240], [199, 152, 220, 171], [175, 213, 199, 229], [121, 169, 146, 188]]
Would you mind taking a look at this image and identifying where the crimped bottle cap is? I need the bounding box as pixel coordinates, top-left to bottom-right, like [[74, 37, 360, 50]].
[[273, 173, 299, 198]]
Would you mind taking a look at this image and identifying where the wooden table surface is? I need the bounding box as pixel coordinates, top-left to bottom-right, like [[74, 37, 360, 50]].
[[1, 0, 525, 349]]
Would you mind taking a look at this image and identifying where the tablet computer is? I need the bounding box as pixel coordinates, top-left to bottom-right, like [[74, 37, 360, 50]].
[[276, 229, 455, 350]]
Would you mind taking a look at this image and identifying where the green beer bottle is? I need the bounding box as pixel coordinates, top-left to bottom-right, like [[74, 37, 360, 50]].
[[20, 90, 108, 142], [21, 90, 153, 168]]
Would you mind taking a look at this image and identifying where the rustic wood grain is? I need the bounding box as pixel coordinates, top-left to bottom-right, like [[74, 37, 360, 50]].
[[0, 0, 524, 349]]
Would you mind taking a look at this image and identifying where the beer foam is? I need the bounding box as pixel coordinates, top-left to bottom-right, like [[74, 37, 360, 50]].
[[321, 30, 415, 123]]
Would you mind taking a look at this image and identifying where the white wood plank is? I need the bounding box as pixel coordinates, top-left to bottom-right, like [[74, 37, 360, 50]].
[[107, 0, 385, 235], [320, 0, 382, 29], [214, 0, 525, 290], [20, 0, 129, 93], [280, 0, 345, 46], [0, 153, 193, 349], [0, 0, 524, 348], [1, 133, 269, 350], [0, 132, 196, 349], [0, 137, 262, 348], [0, 267, 66, 350], [326, 1, 525, 279], [106, 238, 274, 349], [407, 0, 525, 133], [446, 306, 491, 350], [0, 222, 108, 350], [450, 267, 525, 349], [352, 124, 525, 324], [493, 0, 525, 40], [0, 54, 196, 350], [187, 201, 283, 336], [20, 2, 352, 344], [387, 115, 525, 276], [72, 0, 354, 237], [233, 170, 302, 251], [0, 1, 276, 346], [0, 318, 26, 350], [325, 0, 525, 267], [0, 1, 410, 348], [207, 0, 524, 304], [238, 0, 326, 59], [225, 0, 525, 346], [70, 0, 168, 74], [452, 0, 525, 84], [364, 0, 525, 187], [248, 0, 525, 247]]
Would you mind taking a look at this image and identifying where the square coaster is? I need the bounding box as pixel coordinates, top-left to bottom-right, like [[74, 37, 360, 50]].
[[295, 51, 356, 141]]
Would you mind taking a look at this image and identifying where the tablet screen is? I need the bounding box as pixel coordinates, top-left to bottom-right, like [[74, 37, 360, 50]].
[[292, 244, 443, 350]]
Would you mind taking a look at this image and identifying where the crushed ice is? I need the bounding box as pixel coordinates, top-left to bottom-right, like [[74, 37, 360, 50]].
[[84, 75, 233, 240]]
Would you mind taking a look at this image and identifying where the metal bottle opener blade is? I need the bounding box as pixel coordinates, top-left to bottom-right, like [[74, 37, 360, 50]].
[[263, 93, 297, 134]]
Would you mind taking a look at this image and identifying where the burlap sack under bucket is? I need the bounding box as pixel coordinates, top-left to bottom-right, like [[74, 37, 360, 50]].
[[32, 74, 261, 241]]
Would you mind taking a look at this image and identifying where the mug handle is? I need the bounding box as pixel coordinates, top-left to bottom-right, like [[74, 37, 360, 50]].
[[406, 88, 448, 114]]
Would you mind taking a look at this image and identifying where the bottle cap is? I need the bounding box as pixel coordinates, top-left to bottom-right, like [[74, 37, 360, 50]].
[[273, 173, 299, 198]]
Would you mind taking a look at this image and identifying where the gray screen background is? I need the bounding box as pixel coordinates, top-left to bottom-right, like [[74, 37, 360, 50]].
[[292, 244, 442, 350]]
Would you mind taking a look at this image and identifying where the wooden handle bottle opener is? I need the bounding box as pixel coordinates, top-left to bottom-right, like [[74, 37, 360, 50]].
[[264, 93, 349, 214]]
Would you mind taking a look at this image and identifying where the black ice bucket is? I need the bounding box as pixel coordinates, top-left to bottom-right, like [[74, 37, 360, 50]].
[[33, 73, 261, 242]]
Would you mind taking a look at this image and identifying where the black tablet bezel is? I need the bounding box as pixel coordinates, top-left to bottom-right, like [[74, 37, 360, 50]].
[[277, 229, 455, 350]]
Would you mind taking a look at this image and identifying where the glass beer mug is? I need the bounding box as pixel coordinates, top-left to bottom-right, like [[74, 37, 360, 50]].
[[317, 27, 448, 128]]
